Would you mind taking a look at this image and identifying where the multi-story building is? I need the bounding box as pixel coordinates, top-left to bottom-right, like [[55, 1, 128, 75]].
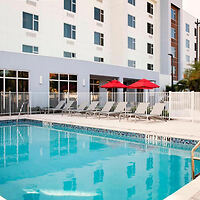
[[0, 0, 199, 104]]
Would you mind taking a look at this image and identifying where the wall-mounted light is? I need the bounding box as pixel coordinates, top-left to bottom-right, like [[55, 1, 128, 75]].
[[40, 76, 43, 85], [82, 79, 86, 87]]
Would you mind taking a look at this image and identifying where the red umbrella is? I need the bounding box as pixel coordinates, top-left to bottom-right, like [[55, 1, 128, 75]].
[[128, 79, 159, 89], [101, 80, 127, 88]]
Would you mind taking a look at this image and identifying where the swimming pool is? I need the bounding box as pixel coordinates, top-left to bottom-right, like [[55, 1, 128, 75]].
[[0, 120, 199, 200]]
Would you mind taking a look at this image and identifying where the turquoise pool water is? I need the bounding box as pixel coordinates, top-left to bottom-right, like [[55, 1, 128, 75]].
[[0, 124, 197, 200]]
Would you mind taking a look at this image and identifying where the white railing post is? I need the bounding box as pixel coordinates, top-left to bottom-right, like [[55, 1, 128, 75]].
[[9, 91, 11, 116], [169, 91, 172, 120], [191, 91, 194, 122], [107, 91, 108, 102], [90, 92, 92, 103], [29, 92, 32, 115]]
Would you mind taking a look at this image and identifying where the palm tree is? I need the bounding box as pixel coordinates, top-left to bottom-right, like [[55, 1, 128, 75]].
[[184, 61, 200, 91]]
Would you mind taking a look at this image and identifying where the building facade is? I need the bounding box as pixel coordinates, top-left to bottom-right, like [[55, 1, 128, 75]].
[[0, 0, 199, 105]]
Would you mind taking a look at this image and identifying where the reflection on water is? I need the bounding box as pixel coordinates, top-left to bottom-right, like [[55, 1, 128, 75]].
[[0, 125, 198, 200]]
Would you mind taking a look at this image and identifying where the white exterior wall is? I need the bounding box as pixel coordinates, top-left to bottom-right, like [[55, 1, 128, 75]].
[[180, 11, 197, 79]]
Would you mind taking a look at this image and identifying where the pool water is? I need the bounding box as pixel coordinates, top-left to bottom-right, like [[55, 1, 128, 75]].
[[0, 125, 197, 200]]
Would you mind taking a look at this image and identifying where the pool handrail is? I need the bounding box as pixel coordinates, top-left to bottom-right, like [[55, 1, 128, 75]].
[[191, 141, 200, 180]]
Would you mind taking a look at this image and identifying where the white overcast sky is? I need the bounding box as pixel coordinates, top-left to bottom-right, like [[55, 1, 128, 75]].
[[183, 0, 200, 19]]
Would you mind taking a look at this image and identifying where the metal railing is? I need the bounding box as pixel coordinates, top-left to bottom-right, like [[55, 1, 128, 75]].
[[191, 141, 200, 180]]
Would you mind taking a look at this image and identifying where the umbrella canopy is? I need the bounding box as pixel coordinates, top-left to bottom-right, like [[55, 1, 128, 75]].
[[128, 79, 160, 89], [101, 80, 127, 89]]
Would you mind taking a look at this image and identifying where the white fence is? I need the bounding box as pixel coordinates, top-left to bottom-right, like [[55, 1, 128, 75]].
[[0, 91, 200, 122]]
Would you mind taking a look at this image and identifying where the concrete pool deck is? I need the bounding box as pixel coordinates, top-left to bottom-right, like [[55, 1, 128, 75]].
[[0, 114, 200, 200]]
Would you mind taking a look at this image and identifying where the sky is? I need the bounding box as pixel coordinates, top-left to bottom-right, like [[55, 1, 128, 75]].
[[183, 0, 200, 19]]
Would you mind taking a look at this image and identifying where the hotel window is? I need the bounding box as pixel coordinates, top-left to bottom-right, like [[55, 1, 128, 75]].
[[90, 79, 100, 93], [0, 70, 29, 93], [128, 37, 136, 50], [186, 55, 190, 63], [64, 0, 76, 13], [23, 12, 39, 31], [128, 0, 135, 6], [171, 8, 176, 20], [147, 2, 153, 15], [128, 60, 136, 68], [171, 46, 176, 57], [173, 66, 176, 75], [22, 45, 38, 54], [147, 43, 153, 55], [64, 51, 76, 58], [147, 23, 153, 35], [128, 14, 135, 28], [186, 39, 190, 48], [186, 23, 190, 33], [171, 28, 176, 39], [94, 7, 104, 22], [94, 32, 104, 46], [147, 64, 153, 71], [94, 57, 104, 62], [49, 73, 77, 94], [64, 23, 76, 39]]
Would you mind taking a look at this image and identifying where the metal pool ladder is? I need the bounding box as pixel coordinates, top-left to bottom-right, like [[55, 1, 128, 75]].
[[191, 141, 200, 180], [16, 102, 26, 126]]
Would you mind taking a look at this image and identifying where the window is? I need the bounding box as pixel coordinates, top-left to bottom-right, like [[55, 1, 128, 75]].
[[94, 7, 104, 22], [147, 2, 153, 15], [64, 0, 76, 13], [94, 32, 104, 46], [147, 64, 153, 70], [186, 55, 190, 63], [49, 73, 77, 94], [128, 60, 136, 68], [90, 79, 100, 100], [186, 39, 190, 48], [171, 8, 176, 20], [64, 51, 76, 58], [0, 70, 29, 93], [23, 12, 39, 31], [171, 46, 176, 57], [94, 57, 104, 62], [147, 43, 153, 54], [173, 66, 176, 75], [195, 43, 197, 51], [128, 0, 135, 6], [147, 23, 153, 35], [64, 23, 76, 39], [186, 23, 190, 33], [128, 37, 136, 50], [171, 28, 176, 39], [128, 14, 135, 28], [194, 28, 197, 36], [22, 45, 38, 54]]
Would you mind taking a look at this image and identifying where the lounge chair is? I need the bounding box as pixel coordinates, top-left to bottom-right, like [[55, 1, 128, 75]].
[[86, 102, 115, 118], [144, 103, 166, 121], [98, 102, 127, 119], [47, 100, 66, 114], [119, 102, 149, 121], [61, 101, 75, 114], [69, 102, 88, 115], [75, 101, 99, 115]]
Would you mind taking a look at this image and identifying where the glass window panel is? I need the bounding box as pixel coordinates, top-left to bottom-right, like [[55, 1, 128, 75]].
[[69, 82, 77, 93], [18, 71, 29, 78], [34, 15, 38, 20], [0, 79, 3, 92], [60, 74, 68, 80], [5, 70, 16, 77], [34, 21, 38, 31], [22, 45, 33, 53], [60, 81, 68, 93], [0, 70, 3, 77], [18, 80, 29, 92], [64, 23, 72, 38], [50, 73, 58, 80], [23, 12, 33, 30], [93, 85, 99, 93], [64, 0, 71, 11], [94, 7, 100, 21], [5, 79, 16, 92], [94, 32, 100, 45], [69, 75, 77, 81], [50, 81, 58, 92]]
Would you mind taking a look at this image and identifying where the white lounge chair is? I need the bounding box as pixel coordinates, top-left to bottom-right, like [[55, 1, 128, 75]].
[[48, 100, 66, 114], [61, 101, 75, 114], [76, 101, 99, 115], [98, 102, 127, 119], [86, 102, 115, 118], [119, 102, 149, 121], [69, 102, 88, 115]]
